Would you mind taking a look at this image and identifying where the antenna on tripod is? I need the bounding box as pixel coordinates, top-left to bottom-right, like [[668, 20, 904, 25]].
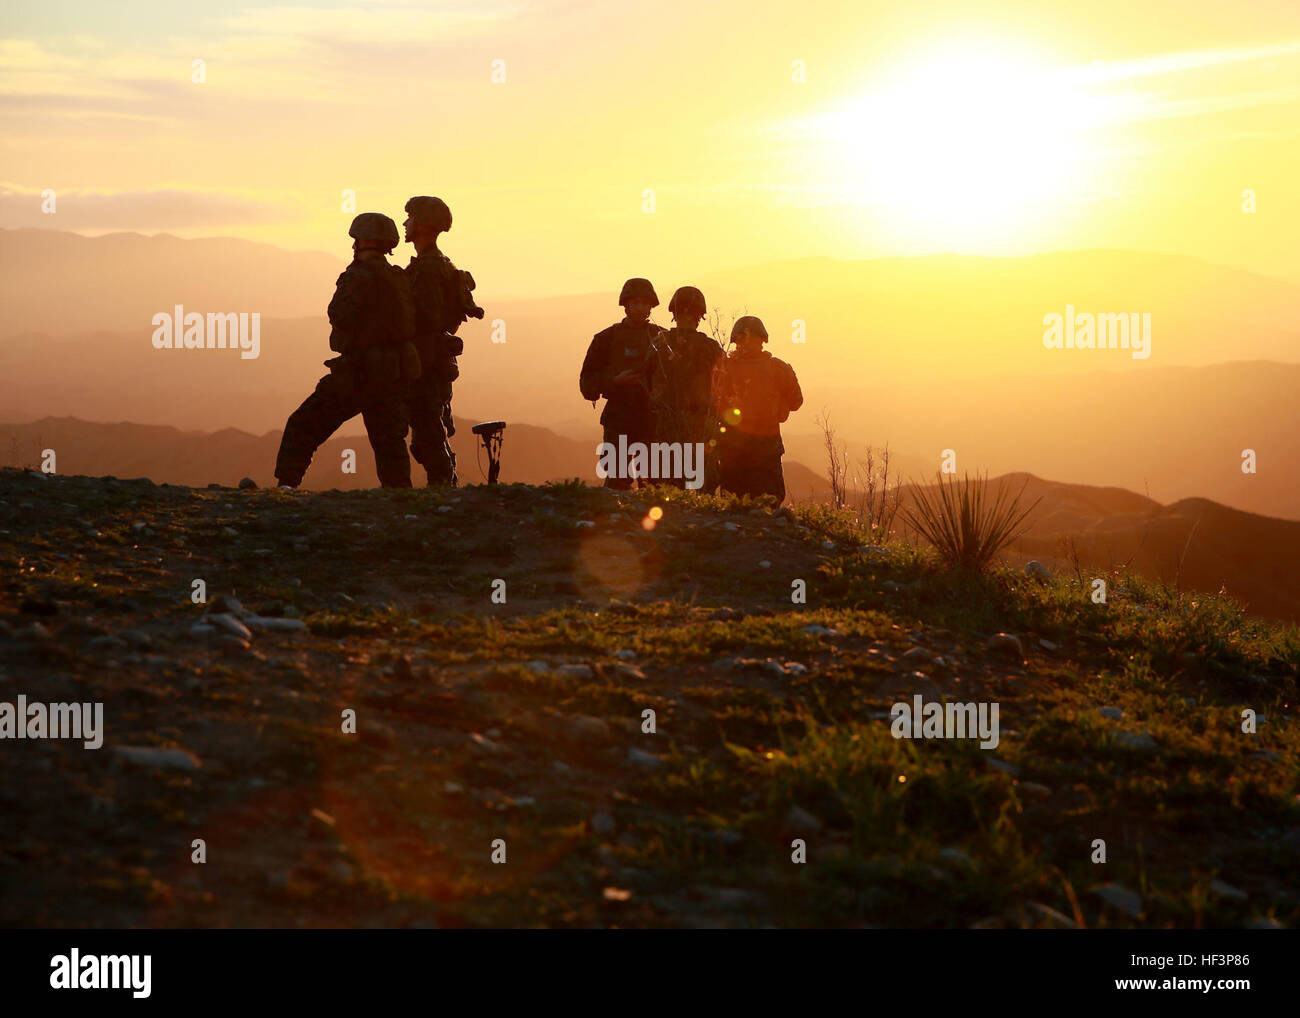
[[471, 420, 506, 484]]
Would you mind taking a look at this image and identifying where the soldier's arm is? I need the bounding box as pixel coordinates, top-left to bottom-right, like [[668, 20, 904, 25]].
[[579, 333, 608, 401], [781, 362, 804, 416]]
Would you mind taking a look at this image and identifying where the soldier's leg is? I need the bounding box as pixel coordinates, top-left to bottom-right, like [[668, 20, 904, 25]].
[[441, 395, 457, 484], [275, 374, 355, 487], [755, 440, 787, 505], [361, 397, 413, 488], [652, 424, 686, 490], [632, 416, 662, 491], [688, 415, 719, 494], [627, 417, 661, 491], [732, 436, 785, 503], [601, 421, 633, 491], [702, 436, 722, 495], [725, 434, 781, 501], [717, 426, 759, 496], [716, 433, 750, 498], [408, 379, 455, 487]]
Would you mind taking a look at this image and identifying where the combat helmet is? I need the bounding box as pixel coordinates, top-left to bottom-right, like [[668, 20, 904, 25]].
[[618, 277, 659, 307], [730, 315, 768, 342], [348, 212, 399, 251], [667, 285, 706, 318], [405, 196, 452, 233]]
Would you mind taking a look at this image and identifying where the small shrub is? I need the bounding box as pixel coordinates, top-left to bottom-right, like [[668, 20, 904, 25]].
[[904, 472, 1040, 573]]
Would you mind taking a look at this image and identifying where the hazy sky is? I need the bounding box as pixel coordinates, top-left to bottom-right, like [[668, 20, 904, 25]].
[[3, 0, 1298, 295]]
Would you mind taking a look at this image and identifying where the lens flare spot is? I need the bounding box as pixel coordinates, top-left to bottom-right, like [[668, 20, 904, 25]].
[[575, 533, 647, 597]]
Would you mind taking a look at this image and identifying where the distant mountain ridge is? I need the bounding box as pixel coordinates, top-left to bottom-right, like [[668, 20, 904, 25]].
[[2, 417, 1296, 621], [3, 229, 1296, 520], [0, 415, 595, 491], [0, 228, 343, 337]]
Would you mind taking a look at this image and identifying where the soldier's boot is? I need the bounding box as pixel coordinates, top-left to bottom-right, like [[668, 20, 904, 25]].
[[275, 376, 353, 487], [362, 400, 413, 489]]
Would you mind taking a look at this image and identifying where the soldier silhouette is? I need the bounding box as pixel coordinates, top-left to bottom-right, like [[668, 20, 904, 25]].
[[274, 213, 418, 489]]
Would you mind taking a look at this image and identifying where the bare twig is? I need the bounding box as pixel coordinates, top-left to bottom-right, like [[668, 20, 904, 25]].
[[817, 410, 849, 511]]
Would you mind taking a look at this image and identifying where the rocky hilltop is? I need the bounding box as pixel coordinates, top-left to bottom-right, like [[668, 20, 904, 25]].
[[0, 468, 1295, 928]]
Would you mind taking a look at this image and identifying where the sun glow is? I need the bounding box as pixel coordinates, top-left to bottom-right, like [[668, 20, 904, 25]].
[[817, 39, 1113, 249]]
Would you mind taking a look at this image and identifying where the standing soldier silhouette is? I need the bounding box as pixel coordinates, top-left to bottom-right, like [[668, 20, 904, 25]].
[[274, 213, 418, 489], [711, 315, 803, 504], [647, 285, 724, 491], [402, 195, 483, 487], [579, 278, 664, 490]]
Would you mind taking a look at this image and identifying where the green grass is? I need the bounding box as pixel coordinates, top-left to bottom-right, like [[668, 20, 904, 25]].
[[3, 470, 1295, 928]]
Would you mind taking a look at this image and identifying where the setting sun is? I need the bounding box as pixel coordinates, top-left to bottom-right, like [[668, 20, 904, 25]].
[[807, 37, 1113, 248]]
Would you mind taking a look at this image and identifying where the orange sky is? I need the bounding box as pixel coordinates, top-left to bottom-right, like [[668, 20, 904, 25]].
[[2, 0, 1299, 296]]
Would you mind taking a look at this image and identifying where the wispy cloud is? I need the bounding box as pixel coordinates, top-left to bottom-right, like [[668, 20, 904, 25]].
[[1063, 39, 1300, 86], [214, 2, 520, 45]]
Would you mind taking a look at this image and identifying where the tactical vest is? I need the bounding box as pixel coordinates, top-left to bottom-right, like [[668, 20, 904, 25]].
[[609, 325, 655, 379], [652, 329, 722, 416], [330, 260, 410, 348], [585, 320, 661, 427]]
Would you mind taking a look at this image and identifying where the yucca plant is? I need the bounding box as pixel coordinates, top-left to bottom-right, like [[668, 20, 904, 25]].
[[903, 471, 1040, 573]]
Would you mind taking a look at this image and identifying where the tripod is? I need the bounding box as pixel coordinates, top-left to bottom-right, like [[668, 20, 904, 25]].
[[471, 420, 506, 484]]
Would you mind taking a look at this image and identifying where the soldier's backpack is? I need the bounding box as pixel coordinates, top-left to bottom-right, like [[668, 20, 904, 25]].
[[716, 352, 791, 435]]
